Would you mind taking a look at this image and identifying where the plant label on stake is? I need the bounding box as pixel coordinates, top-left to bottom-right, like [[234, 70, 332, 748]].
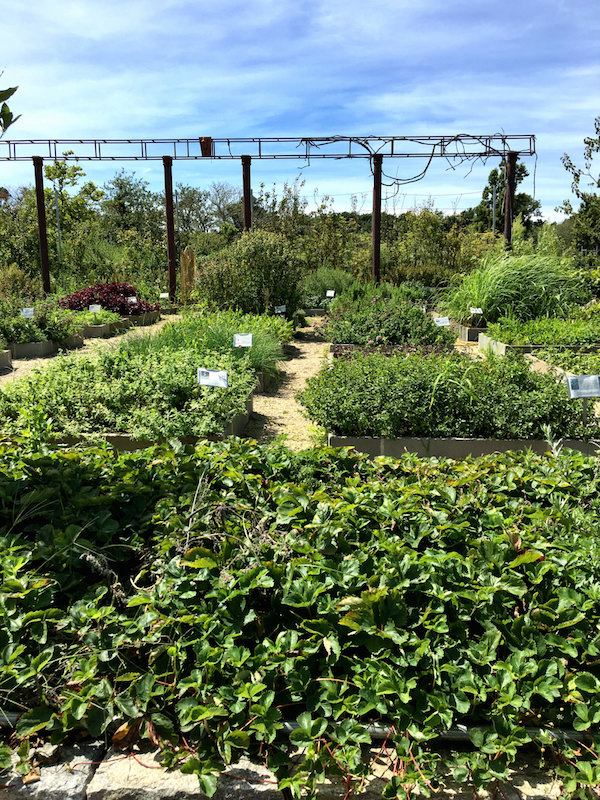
[[159, 293, 169, 300], [326, 290, 335, 298], [89, 304, 101, 313], [470, 307, 483, 315], [197, 369, 229, 388], [20, 308, 34, 319], [127, 297, 137, 305], [566, 375, 600, 425], [233, 333, 253, 348], [274, 305, 286, 315], [433, 316, 451, 327], [566, 375, 600, 399]]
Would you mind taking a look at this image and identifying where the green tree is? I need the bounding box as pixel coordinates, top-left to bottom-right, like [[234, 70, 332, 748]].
[[559, 116, 600, 263], [471, 159, 541, 234], [0, 85, 20, 137]]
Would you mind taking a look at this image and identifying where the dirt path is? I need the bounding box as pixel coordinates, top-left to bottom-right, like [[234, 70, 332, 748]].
[[245, 323, 328, 451]]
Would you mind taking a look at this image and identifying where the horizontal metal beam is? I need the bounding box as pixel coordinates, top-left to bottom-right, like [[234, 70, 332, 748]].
[[0, 134, 536, 162]]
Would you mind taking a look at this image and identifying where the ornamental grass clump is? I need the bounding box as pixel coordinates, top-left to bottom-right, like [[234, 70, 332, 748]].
[[441, 252, 588, 326], [298, 350, 596, 439]]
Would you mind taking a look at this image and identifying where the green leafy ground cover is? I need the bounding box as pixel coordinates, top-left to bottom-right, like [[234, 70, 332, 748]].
[[487, 317, 600, 347], [0, 311, 287, 441], [2, 439, 600, 796], [535, 349, 600, 375], [298, 351, 597, 439]]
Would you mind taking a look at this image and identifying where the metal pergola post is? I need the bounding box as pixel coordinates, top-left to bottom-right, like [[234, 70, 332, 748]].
[[162, 155, 177, 301], [32, 156, 51, 294], [241, 155, 252, 231], [503, 151, 518, 248], [372, 154, 383, 283]]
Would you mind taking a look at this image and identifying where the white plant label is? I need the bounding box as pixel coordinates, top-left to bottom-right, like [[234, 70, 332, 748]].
[[470, 307, 483, 315], [197, 368, 229, 388], [159, 292, 169, 300], [234, 333, 253, 348], [326, 290, 336, 298], [433, 316, 451, 327], [89, 304, 102, 313], [20, 308, 34, 319], [274, 304, 286, 314], [127, 296, 137, 304], [567, 375, 600, 399]]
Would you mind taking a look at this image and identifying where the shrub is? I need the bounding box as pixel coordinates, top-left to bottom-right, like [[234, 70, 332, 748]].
[[59, 282, 160, 316], [298, 350, 595, 439], [193, 230, 303, 316], [441, 252, 588, 325], [300, 267, 355, 308], [317, 289, 455, 349]]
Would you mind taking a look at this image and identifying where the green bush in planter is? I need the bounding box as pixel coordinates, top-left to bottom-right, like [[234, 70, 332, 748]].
[[194, 229, 303, 316], [0, 316, 46, 344], [298, 350, 597, 439]]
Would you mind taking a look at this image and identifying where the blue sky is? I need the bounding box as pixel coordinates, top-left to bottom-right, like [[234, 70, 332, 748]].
[[1, 0, 599, 220]]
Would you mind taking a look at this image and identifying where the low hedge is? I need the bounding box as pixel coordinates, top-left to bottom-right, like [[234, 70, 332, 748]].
[[487, 316, 600, 347], [298, 350, 596, 439]]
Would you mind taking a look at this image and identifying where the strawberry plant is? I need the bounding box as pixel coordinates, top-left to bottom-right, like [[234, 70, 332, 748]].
[[2, 440, 600, 796]]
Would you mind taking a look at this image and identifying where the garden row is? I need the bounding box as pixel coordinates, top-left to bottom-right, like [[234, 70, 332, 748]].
[[0, 282, 162, 365], [0, 310, 292, 446], [2, 438, 600, 797], [296, 260, 600, 458]]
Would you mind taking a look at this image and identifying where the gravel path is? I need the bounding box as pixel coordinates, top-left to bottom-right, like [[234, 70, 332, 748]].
[[245, 322, 328, 451]]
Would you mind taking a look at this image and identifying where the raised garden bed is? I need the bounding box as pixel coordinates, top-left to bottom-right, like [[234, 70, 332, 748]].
[[81, 322, 111, 338], [328, 432, 599, 459], [0, 349, 12, 372], [58, 334, 84, 350], [1, 395, 253, 452], [8, 340, 58, 359], [130, 310, 160, 326], [478, 332, 600, 356], [452, 320, 486, 342]]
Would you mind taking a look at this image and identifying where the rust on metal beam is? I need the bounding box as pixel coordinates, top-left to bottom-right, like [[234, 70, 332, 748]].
[[241, 155, 252, 231], [372, 154, 383, 284], [503, 151, 518, 248], [32, 156, 51, 294], [162, 155, 177, 302]]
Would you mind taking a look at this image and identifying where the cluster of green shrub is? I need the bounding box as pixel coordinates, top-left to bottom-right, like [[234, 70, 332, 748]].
[[314, 281, 453, 348], [298, 351, 595, 439], [2, 438, 600, 796], [0, 297, 122, 345], [0, 311, 285, 440], [534, 348, 600, 375]]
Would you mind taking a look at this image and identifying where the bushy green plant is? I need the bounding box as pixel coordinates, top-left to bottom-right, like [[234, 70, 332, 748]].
[[300, 267, 355, 308], [194, 230, 303, 316], [3, 440, 600, 796], [317, 292, 455, 349], [441, 252, 588, 325], [0, 315, 45, 344], [487, 315, 600, 346], [298, 350, 595, 439]]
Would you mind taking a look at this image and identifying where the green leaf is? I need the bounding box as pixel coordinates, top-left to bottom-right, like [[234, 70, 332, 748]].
[[15, 705, 53, 737], [198, 773, 218, 797], [575, 673, 599, 693]]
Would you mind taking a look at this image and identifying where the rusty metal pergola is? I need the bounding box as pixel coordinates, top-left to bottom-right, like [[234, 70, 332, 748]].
[[0, 134, 536, 298]]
